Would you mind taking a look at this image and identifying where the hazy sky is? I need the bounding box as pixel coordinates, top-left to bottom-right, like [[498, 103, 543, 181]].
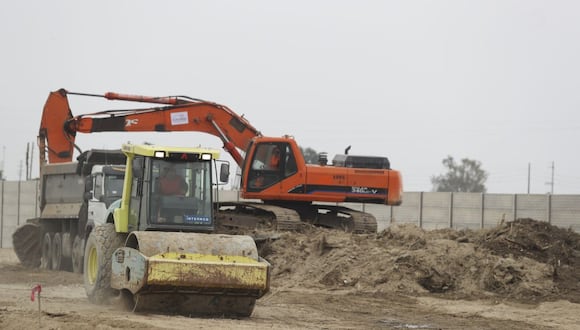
[[1, 1, 579, 194]]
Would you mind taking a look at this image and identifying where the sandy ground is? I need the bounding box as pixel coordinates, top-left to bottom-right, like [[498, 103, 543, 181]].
[[2, 219, 580, 329]]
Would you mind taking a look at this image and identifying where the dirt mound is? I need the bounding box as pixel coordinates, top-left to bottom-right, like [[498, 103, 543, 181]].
[[475, 218, 580, 301], [260, 218, 580, 304]]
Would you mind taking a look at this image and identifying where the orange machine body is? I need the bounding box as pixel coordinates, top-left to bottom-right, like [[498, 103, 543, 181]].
[[38, 89, 402, 207], [240, 136, 402, 206]]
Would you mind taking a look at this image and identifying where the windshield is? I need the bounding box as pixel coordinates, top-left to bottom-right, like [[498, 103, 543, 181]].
[[150, 159, 213, 226], [105, 174, 124, 198]]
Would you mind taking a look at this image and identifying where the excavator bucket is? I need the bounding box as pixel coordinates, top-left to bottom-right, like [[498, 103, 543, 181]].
[[12, 222, 41, 268], [110, 231, 270, 317]]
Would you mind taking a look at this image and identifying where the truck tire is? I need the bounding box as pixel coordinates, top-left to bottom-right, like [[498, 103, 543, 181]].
[[40, 232, 52, 270], [83, 224, 125, 304], [72, 236, 84, 274], [52, 233, 63, 270]]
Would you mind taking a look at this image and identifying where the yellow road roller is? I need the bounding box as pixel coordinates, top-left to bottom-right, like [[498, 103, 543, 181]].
[[83, 143, 270, 317]]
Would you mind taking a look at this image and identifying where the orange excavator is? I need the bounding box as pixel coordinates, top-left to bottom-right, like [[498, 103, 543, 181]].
[[41, 89, 403, 233]]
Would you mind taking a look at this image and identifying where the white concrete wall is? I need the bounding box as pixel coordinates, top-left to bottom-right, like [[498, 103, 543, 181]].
[[0, 180, 40, 248], [2, 183, 579, 248]]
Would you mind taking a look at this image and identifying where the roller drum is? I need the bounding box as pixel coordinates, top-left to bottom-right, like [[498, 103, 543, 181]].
[[112, 231, 270, 317]]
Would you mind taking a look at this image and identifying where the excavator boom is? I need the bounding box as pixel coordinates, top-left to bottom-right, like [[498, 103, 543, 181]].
[[40, 89, 260, 166]]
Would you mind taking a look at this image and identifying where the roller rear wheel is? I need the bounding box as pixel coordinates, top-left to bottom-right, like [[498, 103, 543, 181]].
[[83, 224, 125, 304]]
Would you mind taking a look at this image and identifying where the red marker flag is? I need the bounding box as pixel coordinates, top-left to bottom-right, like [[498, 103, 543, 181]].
[[30, 284, 42, 301]]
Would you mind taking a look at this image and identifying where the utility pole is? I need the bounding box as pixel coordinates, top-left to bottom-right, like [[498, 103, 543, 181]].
[[25, 143, 30, 180], [26, 141, 34, 180], [545, 161, 554, 194], [527, 162, 531, 194], [29, 142, 34, 180]]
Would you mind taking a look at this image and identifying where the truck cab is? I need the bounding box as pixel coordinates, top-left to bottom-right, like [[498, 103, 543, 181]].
[[85, 165, 126, 227]]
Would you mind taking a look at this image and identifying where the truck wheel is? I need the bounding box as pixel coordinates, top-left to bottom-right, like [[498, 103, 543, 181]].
[[72, 236, 84, 274], [83, 224, 125, 304], [52, 233, 63, 270], [40, 232, 52, 270]]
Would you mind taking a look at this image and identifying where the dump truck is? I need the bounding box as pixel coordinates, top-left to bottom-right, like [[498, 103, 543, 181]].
[[12, 149, 126, 272], [84, 143, 270, 316]]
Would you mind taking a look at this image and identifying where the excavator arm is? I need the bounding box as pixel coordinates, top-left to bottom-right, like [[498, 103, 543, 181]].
[[39, 89, 261, 166]]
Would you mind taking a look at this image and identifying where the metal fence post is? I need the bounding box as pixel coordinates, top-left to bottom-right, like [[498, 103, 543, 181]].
[[0, 180, 3, 248], [481, 193, 485, 229], [513, 194, 518, 221], [17, 180, 21, 226], [418, 191, 423, 229], [449, 192, 454, 229]]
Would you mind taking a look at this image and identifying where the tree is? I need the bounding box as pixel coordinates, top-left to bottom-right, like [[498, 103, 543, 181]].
[[431, 156, 488, 192], [300, 147, 319, 164]]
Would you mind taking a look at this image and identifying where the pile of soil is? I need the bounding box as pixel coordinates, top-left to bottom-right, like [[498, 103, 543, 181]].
[[258, 218, 580, 304]]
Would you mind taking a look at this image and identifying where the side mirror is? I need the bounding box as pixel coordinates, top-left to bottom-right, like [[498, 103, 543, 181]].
[[84, 176, 93, 192], [219, 163, 230, 183], [83, 176, 93, 201]]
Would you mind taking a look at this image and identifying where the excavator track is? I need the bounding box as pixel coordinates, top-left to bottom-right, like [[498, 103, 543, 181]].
[[311, 205, 378, 233], [215, 202, 306, 231], [215, 202, 377, 234], [347, 208, 379, 233], [11, 222, 42, 268], [247, 203, 307, 231]]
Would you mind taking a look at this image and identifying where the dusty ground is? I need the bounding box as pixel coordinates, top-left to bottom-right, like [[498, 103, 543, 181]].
[[2, 218, 580, 329]]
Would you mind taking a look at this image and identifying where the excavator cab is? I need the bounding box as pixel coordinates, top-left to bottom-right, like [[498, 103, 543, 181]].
[[236, 136, 402, 232], [246, 141, 299, 192]]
